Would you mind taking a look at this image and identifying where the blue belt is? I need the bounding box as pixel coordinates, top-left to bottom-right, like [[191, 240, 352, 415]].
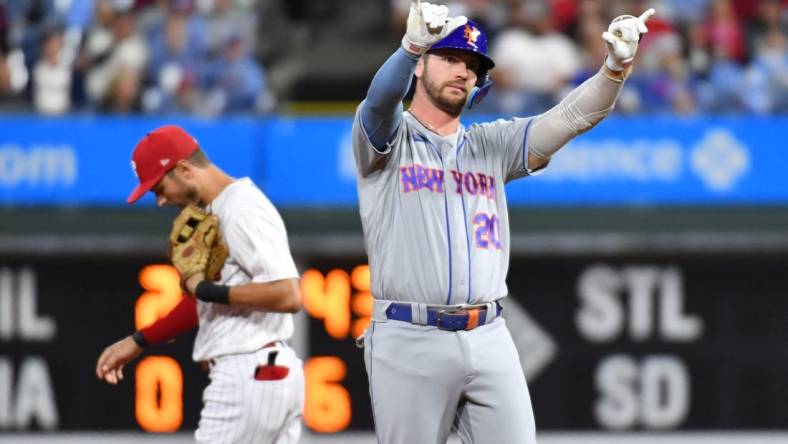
[[385, 302, 503, 331]]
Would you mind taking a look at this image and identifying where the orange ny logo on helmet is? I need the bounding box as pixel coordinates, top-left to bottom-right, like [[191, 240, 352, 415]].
[[464, 25, 481, 49]]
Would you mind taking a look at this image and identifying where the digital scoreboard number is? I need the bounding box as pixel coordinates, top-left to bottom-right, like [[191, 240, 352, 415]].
[[130, 262, 374, 433], [300, 264, 372, 432], [132, 265, 184, 432]]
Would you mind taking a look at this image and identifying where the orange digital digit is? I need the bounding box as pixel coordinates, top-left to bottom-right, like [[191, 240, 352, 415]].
[[350, 265, 373, 340], [134, 264, 185, 433], [304, 356, 351, 433], [135, 356, 183, 432], [301, 269, 351, 339], [135, 265, 183, 330]]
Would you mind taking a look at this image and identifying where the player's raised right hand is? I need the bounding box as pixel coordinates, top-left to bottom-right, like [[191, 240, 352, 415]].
[[96, 335, 143, 385], [603, 8, 656, 71], [402, 0, 467, 56]]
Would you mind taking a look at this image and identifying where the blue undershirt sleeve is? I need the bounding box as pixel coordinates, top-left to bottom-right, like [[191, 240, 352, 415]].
[[359, 48, 419, 151]]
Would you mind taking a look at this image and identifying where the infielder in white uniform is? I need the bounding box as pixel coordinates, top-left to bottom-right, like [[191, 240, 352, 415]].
[[353, 2, 656, 443], [96, 125, 304, 443]]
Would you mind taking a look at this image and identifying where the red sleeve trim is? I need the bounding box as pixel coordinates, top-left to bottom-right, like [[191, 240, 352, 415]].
[[139, 295, 198, 346]]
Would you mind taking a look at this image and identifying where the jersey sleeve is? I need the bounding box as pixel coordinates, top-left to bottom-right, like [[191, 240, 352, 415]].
[[139, 295, 198, 345], [222, 205, 299, 284], [471, 117, 543, 183], [352, 102, 406, 177]]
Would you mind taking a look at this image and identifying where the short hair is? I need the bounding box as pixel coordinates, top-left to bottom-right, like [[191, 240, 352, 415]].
[[187, 148, 210, 167], [166, 148, 210, 177]]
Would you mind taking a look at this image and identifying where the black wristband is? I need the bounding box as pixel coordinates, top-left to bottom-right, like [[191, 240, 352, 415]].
[[195, 281, 231, 304], [131, 330, 149, 348]]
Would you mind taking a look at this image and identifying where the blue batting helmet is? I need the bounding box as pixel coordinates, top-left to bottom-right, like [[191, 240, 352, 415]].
[[427, 20, 495, 110], [428, 20, 495, 73]]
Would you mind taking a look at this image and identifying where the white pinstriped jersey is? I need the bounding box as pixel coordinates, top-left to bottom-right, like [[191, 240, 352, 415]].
[[353, 109, 538, 306], [192, 177, 299, 362]]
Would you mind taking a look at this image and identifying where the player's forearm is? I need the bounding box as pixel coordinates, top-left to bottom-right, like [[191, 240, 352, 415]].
[[135, 295, 199, 347], [228, 277, 302, 313], [365, 48, 418, 115], [360, 48, 419, 149], [526, 67, 624, 168]]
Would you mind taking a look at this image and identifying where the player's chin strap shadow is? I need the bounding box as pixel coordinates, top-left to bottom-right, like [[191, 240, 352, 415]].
[[465, 74, 493, 110]]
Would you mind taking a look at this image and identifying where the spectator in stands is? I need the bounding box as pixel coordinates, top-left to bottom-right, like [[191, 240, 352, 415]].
[[629, 32, 696, 114], [453, 0, 509, 37], [102, 66, 143, 113], [63, 0, 96, 33], [743, 26, 788, 114], [85, 1, 148, 109], [660, 0, 711, 25], [145, 0, 206, 61], [391, 0, 507, 41], [549, 0, 580, 32], [199, 33, 270, 115], [74, 0, 116, 107], [0, 4, 11, 96], [8, 0, 59, 74], [697, 42, 745, 113], [204, 0, 257, 56], [143, 11, 200, 112], [33, 25, 72, 114], [703, 0, 745, 62], [390, 0, 412, 40], [563, 0, 607, 42], [571, 8, 609, 81], [686, 14, 712, 76], [745, 0, 787, 61], [136, 0, 170, 43], [0, 0, 785, 116], [485, 0, 581, 115]]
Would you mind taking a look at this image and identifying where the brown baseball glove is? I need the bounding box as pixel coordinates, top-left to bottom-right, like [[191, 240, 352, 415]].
[[169, 204, 229, 285]]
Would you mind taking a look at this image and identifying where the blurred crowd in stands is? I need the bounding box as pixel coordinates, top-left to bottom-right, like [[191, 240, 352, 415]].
[[392, 0, 788, 116], [0, 0, 270, 115], [0, 0, 786, 116]]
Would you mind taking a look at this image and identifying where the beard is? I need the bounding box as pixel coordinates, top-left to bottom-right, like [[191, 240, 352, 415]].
[[421, 68, 467, 117], [169, 173, 201, 208], [186, 186, 200, 205], [173, 188, 200, 209]]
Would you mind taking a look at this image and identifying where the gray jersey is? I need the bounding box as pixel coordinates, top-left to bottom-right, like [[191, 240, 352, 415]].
[[353, 109, 537, 306]]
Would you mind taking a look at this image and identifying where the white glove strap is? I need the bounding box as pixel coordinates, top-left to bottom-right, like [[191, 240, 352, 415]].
[[402, 35, 428, 56], [605, 54, 626, 72], [602, 59, 633, 83]]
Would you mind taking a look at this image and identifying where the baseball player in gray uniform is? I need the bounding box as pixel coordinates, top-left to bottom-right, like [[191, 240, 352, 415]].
[[352, 1, 656, 443]]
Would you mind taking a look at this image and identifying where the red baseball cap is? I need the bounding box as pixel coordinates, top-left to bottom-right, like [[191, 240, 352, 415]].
[[127, 125, 199, 204]]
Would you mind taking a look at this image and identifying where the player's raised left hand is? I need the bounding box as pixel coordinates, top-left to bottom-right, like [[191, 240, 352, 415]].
[[603, 8, 655, 71]]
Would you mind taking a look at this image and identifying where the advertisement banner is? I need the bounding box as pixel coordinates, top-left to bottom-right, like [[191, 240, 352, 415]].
[[0, 117, 260, 206], [0, 116, 786, 207]]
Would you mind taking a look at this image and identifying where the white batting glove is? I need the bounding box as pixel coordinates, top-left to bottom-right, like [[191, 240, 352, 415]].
[[402, 0, 468, 56], [603, 8, 656, 71]]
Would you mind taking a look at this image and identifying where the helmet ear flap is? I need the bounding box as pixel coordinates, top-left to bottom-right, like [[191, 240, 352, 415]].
[[466, 73, 493, 110]]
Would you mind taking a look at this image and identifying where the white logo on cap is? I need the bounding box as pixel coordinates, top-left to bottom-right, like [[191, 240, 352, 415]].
[[160, 159, 170, 167], [131, 160, 138, 178]]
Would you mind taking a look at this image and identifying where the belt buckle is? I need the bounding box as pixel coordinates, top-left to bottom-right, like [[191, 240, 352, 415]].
[[436, 309, 469, 331]]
